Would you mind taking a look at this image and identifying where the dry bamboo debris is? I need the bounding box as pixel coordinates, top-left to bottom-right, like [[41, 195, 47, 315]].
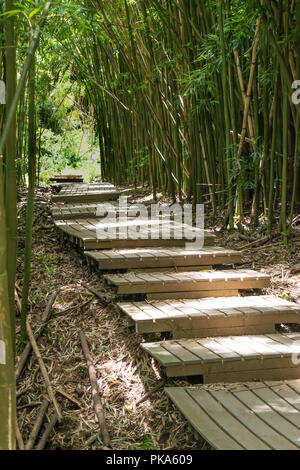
[[56, 389, 81, 408], [241, 235, 271, 250], [16, 289, 59, 380], [26, 317, 63, 422], [35, 413, 59, 451], [16, 418, 25, 450], [25, 399, 49, 450], [136, 380, 166, 406], [79, 331, 111, 448], [241, 232, 299, 250], [15, 288, 22, 314], [17, 401, 43, 410], [50, 297, 93, 320], [80, 281, 113, 305]]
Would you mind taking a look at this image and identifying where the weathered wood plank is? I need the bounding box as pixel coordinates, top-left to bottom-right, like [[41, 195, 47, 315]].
[[105, 270, 270, 295], [142, 334, 300, 382], [54, 218, 216, 250], [166, 380, 300, 450], [84, 246, 242, 270], [53, 190, 120, 203]]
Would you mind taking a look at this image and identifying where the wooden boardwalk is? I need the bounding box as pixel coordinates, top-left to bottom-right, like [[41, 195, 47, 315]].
[[141, 333, 300, 381], [51, 181, 300, 450], [118, 295, 300, 337], [85, 246, 242, 271], [105, 269, 270, 297], [52, 202, 145, 220], [50, 175, 84, 183], [55, 183, 116, 192], [53, 185, 119, 203], [165, 380, 300, 450], [54, 218, 216, 250]]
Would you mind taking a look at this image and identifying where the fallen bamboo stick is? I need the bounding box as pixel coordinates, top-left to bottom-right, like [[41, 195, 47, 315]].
[[16, 418, 25, 450], [50, 298, 92, 320], [26, 318, 63, 422], [80, 331, 111, 448], [80, 281, 112, 304], [16, 290, 58, 380], [15, 288, 22, 314], [136, 380, 166, 406], [56, 388, 81, 408], [85, 434, 110, 450], [17, 401, 42, 410], [25, 399, 49, 450], [241, 235, 271, 250], [35, 413, 59, 450]]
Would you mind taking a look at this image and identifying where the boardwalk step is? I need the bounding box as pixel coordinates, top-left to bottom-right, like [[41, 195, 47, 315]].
[[51, 202, 170, 220], [52, 202, 128, 220], [118, 295, 300, 338], [141, 333, 300, 381], [85, 247, 242, 271], [53, 189, 120, 203], [51, 202, 184, 220], [50, 176, 84, 184], [55, 183, 116, 193], [165, 380, 300, 450], [104, 269, 270, 295], [54, 218, 216, 250]]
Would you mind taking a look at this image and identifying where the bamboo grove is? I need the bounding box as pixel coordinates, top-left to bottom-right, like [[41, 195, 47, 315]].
[[58, 0, 299, 238], [0, 0, 299, 450]]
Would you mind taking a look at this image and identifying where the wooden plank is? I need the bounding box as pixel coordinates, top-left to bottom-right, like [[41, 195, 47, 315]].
[[189, 388, 275, 449], [104, 270, 270, 295], [54, 218, 216, 250], [165, 387, 244, 450], [234, 389, 300, 448], [146, 290, 239, 300], [141, 334, 300, 381], [166, 380, 300, 450], [53, 190, 120, 203], [84, 246, 242, 270]]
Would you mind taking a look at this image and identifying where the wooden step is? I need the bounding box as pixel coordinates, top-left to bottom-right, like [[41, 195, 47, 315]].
[[50, 177, 84, 184], [141, 333, 300, 381], [104, 269, 270, 295], [165, 380, 300, 450], [118, 295, 300, 338], [146, 290, 239, 300], [52, 202, 128, 220], [85, 247, 242, 271], [54, 218, 216, 250], [57, 184, 116, 193], [53, 189, 120, 203]]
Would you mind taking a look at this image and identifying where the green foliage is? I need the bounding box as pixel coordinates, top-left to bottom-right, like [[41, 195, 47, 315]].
[[130, 434, 157, 450]]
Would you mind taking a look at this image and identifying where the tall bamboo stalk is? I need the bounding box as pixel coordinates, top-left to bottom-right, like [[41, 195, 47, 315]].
[[0, 159, 16, 450], [4, 0, 17, 354], [20, 51, 36, 347]]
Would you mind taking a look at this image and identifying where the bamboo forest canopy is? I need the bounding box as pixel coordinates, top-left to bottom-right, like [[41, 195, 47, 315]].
[[1, 0, 300, 229]]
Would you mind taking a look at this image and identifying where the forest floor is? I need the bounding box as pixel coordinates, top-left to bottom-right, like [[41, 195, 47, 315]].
[[15, 186, 300, 450]]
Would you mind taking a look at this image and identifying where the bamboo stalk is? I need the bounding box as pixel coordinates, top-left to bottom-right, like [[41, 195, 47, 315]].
[[25, 398, 49, 450], [16, 289, 58, 380], [79, 331, 111, 448], [26, 318, 63, 422], [35, 413, 58, 450]]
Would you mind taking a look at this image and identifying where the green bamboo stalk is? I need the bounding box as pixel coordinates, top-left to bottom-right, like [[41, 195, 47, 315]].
[[19, 51, 36, 348], [0, 158, 16, 450], [4, 0, 17, 355]]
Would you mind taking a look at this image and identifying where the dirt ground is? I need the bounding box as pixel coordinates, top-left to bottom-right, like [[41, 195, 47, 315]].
[[15, 186, 300, 450]]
